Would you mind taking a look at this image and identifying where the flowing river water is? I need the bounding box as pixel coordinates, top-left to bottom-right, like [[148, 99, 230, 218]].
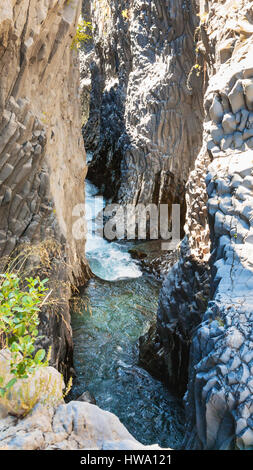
[[70, 170, 185, 448]]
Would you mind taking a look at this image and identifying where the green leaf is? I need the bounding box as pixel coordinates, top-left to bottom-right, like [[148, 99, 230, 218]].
[[0, 273, 50, 382], [0, 388, 6, 398], [16, 363, 26, 375], [16, 324, 26, 336], [10, 342, 19, 352], [5, 378, 17, 389], [34, 349, 46, 364]]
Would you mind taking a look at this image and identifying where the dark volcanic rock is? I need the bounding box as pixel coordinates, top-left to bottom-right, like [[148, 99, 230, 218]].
[[0, 1, 91, 382], [77, 391, 97, 405], [156, 0, 253, 450]]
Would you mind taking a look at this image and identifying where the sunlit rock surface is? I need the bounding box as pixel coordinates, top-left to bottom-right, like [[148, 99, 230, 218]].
[[0, 401, 170, 450], [0, 0, 91, 378], [82, 0, 203, 217], [0, 350, 64, 418]]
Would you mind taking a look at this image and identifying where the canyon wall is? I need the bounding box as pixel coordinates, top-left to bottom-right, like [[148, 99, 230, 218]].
[[82, 0, 204, 219], [157, 0, 253, 449], [0, 0, 91, 379], [2, 0, 253, 451], [0, 400, 169, 450]]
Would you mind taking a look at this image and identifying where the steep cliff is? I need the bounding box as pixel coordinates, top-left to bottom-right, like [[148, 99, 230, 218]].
[[81, 0, 253, 448], [82, 0, 204, 219], [0, 401, 169, 450], [157, 0, 253, 449], [0, 0, 91, 378]]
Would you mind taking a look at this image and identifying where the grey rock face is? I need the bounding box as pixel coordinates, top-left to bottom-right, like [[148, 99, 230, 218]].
[[82, 0, 203, 215], [156, 0, 253, 450], [0, 402, 170, 450], [185, 147, 253, 450], [157, 147, 211, 396]]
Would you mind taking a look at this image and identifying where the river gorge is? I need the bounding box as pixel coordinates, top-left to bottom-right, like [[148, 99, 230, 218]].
[[0, 0, 253, 453], [70, 173, 184, 448]]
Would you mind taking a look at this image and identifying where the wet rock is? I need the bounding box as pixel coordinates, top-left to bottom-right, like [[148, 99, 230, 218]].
[[0, 350, 64, 417], [139, 323, 168, 385], [128, 249, 148, 260]]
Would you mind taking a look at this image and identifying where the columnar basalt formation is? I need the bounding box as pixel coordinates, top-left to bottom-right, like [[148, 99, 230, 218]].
[[157, 148, 211, 395], [157, 0, 253, 449], [0, 1, 91, 378], [0, 401, 169, 450], [82, 0, 204, 216]]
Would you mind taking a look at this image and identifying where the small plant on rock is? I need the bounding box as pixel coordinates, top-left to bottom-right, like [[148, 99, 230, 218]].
[[0, 273, 49, 397]]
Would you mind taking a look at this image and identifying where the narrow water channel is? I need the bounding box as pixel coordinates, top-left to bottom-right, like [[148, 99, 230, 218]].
[[70, 170, 185, 449]]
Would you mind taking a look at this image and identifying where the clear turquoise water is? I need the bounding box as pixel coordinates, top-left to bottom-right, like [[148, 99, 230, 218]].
[[70, 179, 185, 448]]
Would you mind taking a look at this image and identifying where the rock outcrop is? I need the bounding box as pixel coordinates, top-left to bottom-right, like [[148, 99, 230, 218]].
[[82, 0, 204, 219], [0, 1, 91, 378], [0, 401, 168, 450], [0, 354, 168, 450], [0, 350, 64, 419], [157, 0, 253, 450]]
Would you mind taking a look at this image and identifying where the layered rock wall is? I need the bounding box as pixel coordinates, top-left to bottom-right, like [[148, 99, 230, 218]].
[[0, 0, 91, 378], [157, 0, 253, 449], [83, 0, 204, 218]]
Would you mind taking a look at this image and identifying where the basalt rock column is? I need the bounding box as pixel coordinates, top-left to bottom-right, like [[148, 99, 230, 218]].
[[0, 0, 91, 379], [157, 0, 253, 449]]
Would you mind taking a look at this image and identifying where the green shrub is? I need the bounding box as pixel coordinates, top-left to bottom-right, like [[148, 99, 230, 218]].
[[0, 273, 49, 397], [71, 19, 93, 50]]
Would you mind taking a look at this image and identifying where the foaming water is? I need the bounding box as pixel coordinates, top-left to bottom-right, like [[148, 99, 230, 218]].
[[85, 179, 142, 281]]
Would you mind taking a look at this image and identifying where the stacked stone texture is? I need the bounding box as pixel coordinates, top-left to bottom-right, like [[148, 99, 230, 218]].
[[0, 1, 91, 378], [157, 0, 253, 449]]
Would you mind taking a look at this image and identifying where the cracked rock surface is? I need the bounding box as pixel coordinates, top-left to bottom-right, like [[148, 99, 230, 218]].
[[82, 0, 203, 218], [157, 0, 253, 449], [0, 401, 169, 450], [0, 1, 91, 379]]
